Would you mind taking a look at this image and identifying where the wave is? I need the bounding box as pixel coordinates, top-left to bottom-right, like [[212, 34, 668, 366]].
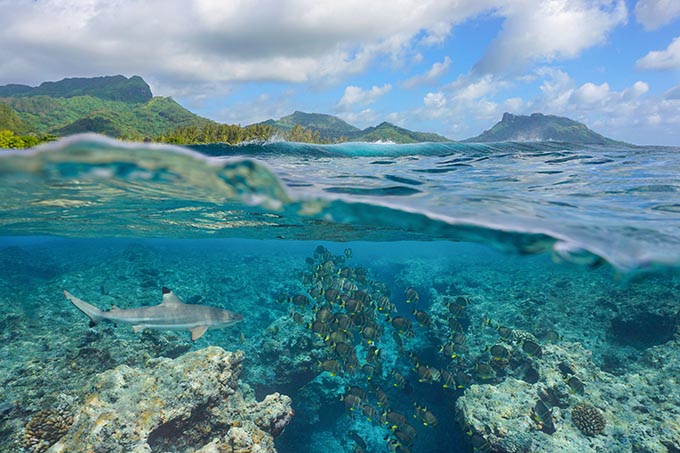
[[188, 138, 593, 158], [1, 134, 679, 272]]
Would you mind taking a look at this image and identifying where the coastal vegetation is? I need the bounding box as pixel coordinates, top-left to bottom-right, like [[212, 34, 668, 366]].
[[0, 129, 53, 148], [156, 123, 324, 145]]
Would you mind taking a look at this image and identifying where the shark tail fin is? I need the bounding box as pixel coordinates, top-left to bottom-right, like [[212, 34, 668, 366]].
[[63, 290, 105, 326]]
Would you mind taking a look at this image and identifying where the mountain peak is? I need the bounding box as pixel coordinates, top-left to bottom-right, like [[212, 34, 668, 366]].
[[0, 75, 152, 103], [466, 112, 623, 145]]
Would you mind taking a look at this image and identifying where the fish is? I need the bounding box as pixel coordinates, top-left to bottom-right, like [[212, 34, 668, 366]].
[[474, 362, 496, 381], [361, 403, 380, 421], [567, 376, 585, 394], [362, 364, 377, 380], [390, 316, 412, 333], [349, 430, 366, 449], [383, 410, 408, 430], [392, 370, 407, 389], [412, 309, 431, 327], [373, 386, 388, 407], [64, 287, 243, 341], [533, 400, 556, 434], [413, 404, 438, 427], [415, 365, 433, 383], [343, 393, 362, 411], [405, 287, 419, 304], [488, 344, 510, 361], [394, 424, 417, 445], [440, 369, 456, 388], [522, 340, 543, 357], [291, 294, 311, 307], [321, 359, 343, 376]]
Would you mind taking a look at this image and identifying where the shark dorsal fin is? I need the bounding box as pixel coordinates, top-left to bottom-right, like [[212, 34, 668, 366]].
[[161, 287, 184, 305]]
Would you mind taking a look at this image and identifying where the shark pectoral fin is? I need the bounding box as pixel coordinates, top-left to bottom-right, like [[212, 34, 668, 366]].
[[191, 326, 208, 341], [132, 325, 145, 334]]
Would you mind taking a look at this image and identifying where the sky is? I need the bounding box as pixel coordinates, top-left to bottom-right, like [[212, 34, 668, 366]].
[[1, 0, 679, 145]]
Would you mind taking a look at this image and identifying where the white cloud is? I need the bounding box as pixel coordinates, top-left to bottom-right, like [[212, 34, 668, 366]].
[[622, 81, 649, 100], [215, 90, 296, 126], [0, 0, 499, 93], [475, 0, 628, 74], [403, 56, 452, 88], [424, 91, 447, 109], [338, 108, 380, 129], [636, 36, 680, 70], [572, 82, 612, 105], [337, 84, 392, 108], [411, 66, 675, 144], [634, 0, 680, 30]]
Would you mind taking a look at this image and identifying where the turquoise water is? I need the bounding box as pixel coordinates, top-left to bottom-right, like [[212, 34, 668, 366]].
[[1, 135, 679, 452]]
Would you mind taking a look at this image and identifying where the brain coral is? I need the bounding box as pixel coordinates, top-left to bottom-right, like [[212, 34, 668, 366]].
[[571, 402, 606, 437]]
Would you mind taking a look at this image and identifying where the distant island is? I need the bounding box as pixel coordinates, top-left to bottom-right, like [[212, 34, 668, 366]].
[[0, 75, 625, 148], [465, 112, 625, 146]]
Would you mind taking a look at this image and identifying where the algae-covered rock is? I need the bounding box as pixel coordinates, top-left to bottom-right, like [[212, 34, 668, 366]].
[[47, 347, 293, 453]]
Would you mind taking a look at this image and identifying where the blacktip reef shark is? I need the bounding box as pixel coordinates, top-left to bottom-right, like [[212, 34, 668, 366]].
[[63, 287, 243, 340]]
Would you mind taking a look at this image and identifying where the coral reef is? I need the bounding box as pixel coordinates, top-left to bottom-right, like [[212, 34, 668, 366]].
[[23, 405, 73, 453], [571, 403, 606, 437], [46, 347, 292, 453], [455, 340, 680, 452]]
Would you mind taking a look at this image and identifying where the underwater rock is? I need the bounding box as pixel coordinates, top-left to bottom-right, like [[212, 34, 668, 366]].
[[47, 347, 293, 453], [456, 340, 680, 452], [609, 311, 677, 349]]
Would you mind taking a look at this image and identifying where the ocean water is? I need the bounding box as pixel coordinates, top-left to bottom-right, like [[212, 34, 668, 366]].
[[1, 135, 680, 452]]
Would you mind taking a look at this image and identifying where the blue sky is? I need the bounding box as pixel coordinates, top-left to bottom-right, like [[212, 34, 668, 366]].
[[1, 0, 679, 144]]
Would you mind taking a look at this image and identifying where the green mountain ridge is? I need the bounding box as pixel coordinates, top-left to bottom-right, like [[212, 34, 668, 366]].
[[259, 112, 451, 143], [261, 111, 360, 141], [0, 76, 211, 140], [0, 75, 153, 103], [355, 121, 450, 143], [464, 112, 625, 145]]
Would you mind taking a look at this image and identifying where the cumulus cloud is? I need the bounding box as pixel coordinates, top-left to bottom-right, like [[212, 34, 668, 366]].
[[424, 91, 447, 109], [337, 84, 392, 108], [338, 108, 381, 129], [0, 0, 499, 94], [403, 56, 452, 88], [475, 0, 628, 74], [411, 66, 672, 144], [636, 37, 680, 70], [634, 0, 680, 30]]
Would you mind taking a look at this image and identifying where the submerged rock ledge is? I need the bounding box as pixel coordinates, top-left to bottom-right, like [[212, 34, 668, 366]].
[[456, 340, 680, 452], [46, 347, 293, 453]]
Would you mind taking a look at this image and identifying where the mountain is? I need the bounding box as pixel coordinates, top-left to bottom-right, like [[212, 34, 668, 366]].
[[0, 75, 212, 139], [0, 102, 28, 134], [0, 75, 152, 103], [465, 112, 623, 145], [353, 121, 450, 143], [262, 111, 360, 142], [259, 111, 451, 143]]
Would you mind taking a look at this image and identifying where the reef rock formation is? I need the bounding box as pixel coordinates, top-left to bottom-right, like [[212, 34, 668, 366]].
[[455, 340, 680, 452], [47, 347, 293, 453]]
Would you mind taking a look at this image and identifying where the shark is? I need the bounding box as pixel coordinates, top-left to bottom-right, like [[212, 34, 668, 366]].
[[64, 287, 243, 340]]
